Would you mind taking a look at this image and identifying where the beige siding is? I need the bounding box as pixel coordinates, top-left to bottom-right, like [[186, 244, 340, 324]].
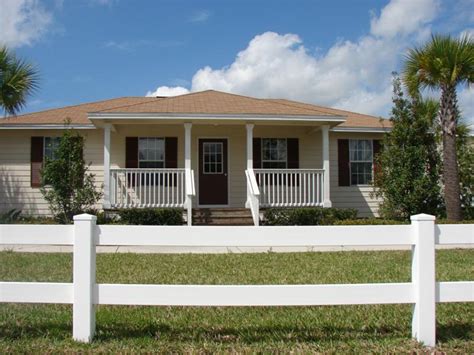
[[0, 129, 104, 215], [0, 126, 383, 217], [329, 132, 384, 217]]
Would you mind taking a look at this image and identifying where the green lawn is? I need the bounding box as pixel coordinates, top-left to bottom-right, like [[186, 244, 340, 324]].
[[0, 250, 473, 353]]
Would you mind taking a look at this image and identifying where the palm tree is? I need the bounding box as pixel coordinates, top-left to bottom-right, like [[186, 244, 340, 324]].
[[0, 46, 39, 116], [403, 34, 474, 221]]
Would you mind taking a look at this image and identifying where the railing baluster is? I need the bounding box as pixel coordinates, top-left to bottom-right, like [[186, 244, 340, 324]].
[[303, 172, 307, 206], [167, 172, 170, 207]]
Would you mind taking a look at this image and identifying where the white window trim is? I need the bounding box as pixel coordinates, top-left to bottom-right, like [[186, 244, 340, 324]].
[[138, 137, 165, 168], [261, 138, 288, 169], [349, 139, 374, 186]]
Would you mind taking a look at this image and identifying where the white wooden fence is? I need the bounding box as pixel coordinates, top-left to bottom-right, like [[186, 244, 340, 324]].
[[0, 214, 473, 346]]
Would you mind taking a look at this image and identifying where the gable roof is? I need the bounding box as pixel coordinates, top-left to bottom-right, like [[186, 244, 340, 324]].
[[0, 90, 391, 129]]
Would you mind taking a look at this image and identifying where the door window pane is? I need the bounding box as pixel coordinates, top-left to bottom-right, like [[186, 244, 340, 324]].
[[203, 142, 223, 174]]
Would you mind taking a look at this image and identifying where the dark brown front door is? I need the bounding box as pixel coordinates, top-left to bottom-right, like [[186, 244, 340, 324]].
[[199, 138, 228, 205]]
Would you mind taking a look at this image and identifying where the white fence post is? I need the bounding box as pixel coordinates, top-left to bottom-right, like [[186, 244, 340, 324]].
[[411, 213, 436, 347], [73, 214, 97, 343]]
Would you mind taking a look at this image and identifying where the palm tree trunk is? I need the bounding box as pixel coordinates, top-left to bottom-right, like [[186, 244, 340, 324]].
[[440, 85, 462, 221]]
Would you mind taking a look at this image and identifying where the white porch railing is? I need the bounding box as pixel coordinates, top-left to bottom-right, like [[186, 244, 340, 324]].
[[110, 168, 188, 208], [245, 169, 260, 226], [254, 169, 324, 207]]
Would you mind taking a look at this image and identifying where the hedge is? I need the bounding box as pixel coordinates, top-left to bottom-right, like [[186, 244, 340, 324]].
[[263, 207, 358, 226]]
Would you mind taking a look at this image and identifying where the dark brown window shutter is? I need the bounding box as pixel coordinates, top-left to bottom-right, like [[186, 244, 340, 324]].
[[373, 139, 382, 180], [31, 137, 44, 187], [287, 138, 299, 169], [373, 140, 381, 157], [165, 137, 178, 168], [253, 138, 261, 168], [338, 139, 350, 186], [125, 137, 138, 168]]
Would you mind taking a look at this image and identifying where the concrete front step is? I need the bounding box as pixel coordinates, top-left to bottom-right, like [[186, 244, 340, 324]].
[[192, 208, 254, 226]]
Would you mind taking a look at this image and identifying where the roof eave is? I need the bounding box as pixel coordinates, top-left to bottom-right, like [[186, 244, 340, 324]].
[[0, 123, 96, 130], [88, 112, 347, 123], [331, 126, 391, 133]]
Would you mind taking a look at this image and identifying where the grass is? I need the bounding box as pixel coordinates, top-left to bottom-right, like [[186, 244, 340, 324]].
[[0, 250, 473, 352]]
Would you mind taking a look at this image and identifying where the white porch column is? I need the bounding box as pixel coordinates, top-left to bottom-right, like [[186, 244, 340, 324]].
[[184, 123, 192, 170], [184, 123, 192, 225], [321, 125, 332, 207], [245, 124, 254, 208], [246, 123, 254, 170], [103, 124, 111, 209]]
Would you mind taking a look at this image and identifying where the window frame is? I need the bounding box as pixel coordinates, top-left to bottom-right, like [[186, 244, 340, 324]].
[[43, 136, 61, 161], [349, 139, 374, 186], [261, 138, 288, 169], [138, 137, 166, 169]]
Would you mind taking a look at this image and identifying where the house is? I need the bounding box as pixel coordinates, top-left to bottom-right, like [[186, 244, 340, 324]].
[[0, 90, 391, 225]]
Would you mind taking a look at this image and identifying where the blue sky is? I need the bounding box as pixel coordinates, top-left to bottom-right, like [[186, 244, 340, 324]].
[[1, 0, 473, 124]]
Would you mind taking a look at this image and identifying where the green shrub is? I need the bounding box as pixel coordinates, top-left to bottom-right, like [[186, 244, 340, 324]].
[[117, 208, 184, 225], [436, 219, 474, 224], [263, 207, 357, 226], [0, 209, 21, 224], [17, 215, 58, 224], [333, 219, 408, 225], [83, 209, 120, 225]]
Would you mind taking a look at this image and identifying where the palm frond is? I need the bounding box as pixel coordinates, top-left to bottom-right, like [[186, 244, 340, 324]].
[[402, 34, 474, 95], [0, 46, 40, 116]]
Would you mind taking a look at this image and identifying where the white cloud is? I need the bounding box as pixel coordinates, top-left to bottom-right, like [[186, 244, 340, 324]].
[[147, 0, 474, 120], [0, 0, 53, 48], [370, 0, 440, 38], [146, 86, 190, 97], [189, 10, 211, 23]]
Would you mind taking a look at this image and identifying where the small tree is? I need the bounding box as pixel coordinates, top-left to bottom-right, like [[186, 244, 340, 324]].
[[456, 123, 474, 219], [41, 129, 102, 223], [374, 75, 443, 220]]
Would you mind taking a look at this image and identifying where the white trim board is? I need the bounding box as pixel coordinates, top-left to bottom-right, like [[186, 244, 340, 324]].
[[0, 124, 96, 130], [331, 127, 391, 133]]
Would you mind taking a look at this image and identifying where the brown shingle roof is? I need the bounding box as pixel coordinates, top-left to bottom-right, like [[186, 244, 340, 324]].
[[97, 90, 341, 117], [0, 90, 391, 128], [0, 97, 155, 125], [266, 99, 392, 128]]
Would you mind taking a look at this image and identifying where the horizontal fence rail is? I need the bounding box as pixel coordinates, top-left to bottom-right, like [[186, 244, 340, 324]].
[[0, 214, 473, 346], [110, 168, 186, 208], [254, 169, 324, 207]]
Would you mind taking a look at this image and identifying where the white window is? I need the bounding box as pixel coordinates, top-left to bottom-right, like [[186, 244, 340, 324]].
[[44, 137, 61, 160], [349, 139, 373, 185], [262, 138, 287, 169], [138, 137, 165, 168]]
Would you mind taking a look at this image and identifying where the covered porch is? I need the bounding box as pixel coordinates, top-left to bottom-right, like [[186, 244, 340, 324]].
[[93, 118, 338, 226]]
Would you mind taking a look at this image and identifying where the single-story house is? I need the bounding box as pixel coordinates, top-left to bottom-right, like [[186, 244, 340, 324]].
[[0, 90, 391, 225]]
